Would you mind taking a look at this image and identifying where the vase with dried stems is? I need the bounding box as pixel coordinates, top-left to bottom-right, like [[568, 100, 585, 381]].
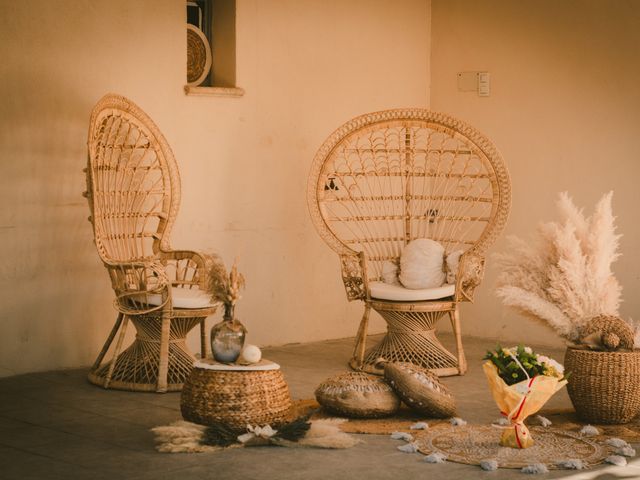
[[208, 257, 247, 363], [494, 192, 640, 424]]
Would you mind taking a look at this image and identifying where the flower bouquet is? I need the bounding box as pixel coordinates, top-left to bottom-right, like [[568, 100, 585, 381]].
[[483, 345, 567, 448]]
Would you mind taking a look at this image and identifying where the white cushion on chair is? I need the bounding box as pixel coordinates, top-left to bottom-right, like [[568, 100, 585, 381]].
[[144, 287, 215, 309], [399, 239, 446, 289], [369, 281, 455, 302]]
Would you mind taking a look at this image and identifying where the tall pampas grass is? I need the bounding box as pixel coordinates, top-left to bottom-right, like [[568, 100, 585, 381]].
[[495, 192, 624, 342]]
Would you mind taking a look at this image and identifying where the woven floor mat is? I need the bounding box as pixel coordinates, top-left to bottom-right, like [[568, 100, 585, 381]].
[[415, 424, 612, 469], [537, 408, 640, 443], [293, 400, 640, 442]]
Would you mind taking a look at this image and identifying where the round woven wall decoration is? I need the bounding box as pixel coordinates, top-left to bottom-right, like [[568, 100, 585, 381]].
[[416, 425, 611, 469], [187, 24, 212, 86]]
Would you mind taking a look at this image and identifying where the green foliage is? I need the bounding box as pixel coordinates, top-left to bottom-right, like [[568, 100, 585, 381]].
[[483, 344, 546, 386]]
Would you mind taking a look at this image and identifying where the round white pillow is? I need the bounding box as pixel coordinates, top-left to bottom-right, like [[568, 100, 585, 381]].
[[399, 239, 445, 289]]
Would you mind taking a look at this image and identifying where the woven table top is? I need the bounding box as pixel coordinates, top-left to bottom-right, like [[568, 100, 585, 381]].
[[193, 358, 281, 371]]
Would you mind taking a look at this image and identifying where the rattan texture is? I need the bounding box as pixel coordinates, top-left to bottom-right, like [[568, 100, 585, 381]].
[[85, 93, 217, 392], [581, 315, 635, 351], [187, 24, 212, 86], [383, 362, 456, 418], [315, 372, 400, 418], [415, 424, 611, 469], [307, 110, 511, 376], [180, 367, 293, 431], [564, 347, 640, 424]]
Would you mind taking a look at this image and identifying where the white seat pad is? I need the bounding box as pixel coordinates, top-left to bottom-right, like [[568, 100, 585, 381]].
[[143, 287, 215, 309], [369, 281, 455, 302]]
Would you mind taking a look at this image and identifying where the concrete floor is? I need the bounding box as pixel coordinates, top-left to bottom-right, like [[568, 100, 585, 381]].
[[0, 333, 638, 480]]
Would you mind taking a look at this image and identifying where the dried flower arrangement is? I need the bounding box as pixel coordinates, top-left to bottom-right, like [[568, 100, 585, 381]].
[[207, 255, 247, 363], [494, 192, 637, 349], [207, 255, 246, 317]]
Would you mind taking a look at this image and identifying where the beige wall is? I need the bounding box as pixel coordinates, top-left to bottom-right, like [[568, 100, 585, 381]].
[[0, 0, 431, 376], [431, 0, 640, 346]]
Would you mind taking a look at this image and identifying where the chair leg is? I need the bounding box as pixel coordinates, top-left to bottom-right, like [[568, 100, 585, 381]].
[[200, 318, 207, 360], [91, 312, 123, 371], [350, 304, 371, 371], [156, 312, 171, 393], [449, 306, 467, 374], [104, 315, 129, 389]]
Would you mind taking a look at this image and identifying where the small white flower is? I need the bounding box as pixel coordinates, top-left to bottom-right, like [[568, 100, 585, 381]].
[[524, 347, 533, 354]]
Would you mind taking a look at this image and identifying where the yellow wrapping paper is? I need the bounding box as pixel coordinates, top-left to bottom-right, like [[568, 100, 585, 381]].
[[483, 362, 567, 448]]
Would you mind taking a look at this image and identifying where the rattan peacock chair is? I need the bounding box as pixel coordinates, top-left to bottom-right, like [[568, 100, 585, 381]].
[[308, 109, 511, 376], [84, 93, 218, 392]]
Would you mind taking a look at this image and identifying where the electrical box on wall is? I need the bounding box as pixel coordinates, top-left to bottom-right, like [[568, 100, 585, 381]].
[[457, 71, 490, 97]]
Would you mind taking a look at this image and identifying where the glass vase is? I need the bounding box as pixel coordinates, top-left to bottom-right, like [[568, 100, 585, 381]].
[[210, 304, 247, 363]]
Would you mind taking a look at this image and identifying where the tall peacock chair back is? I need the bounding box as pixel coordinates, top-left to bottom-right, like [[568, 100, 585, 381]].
[[87, 94, 180, 264], [308, 109, 511, 375]]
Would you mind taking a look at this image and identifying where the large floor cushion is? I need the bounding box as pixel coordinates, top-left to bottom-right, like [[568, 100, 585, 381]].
[[369, 281, 455, 302]]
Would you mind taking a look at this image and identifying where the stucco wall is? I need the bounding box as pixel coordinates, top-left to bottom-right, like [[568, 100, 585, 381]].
[[430, 0, 640, 346], [0, 0, 431, 376]]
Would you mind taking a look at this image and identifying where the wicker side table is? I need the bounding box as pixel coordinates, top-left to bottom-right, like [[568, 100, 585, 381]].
[[180, 359, 293, 431]]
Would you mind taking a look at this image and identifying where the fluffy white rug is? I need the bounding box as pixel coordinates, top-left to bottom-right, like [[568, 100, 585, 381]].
[[151, 419, 359, 453]]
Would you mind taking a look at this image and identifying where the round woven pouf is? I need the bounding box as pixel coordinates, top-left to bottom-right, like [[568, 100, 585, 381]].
[[180, 359, 292, 431], [564, 347, 640, 424]]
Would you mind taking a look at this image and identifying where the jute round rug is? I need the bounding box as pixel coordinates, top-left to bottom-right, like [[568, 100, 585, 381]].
[[298, 400, 640, 442], [414, 424, 612, 469]]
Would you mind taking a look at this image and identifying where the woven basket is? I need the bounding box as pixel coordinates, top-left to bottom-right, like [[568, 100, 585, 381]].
[[315, 372, 400, 418], [564, 347, 640, 424], [180, 367, 292, 431], [581, 315, 636, 350], [383, 362, 457, 418]]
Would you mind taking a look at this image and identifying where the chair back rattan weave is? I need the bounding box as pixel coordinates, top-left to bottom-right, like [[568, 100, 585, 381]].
[[87, 94, 180, 265], [308, 110, 510, 283]]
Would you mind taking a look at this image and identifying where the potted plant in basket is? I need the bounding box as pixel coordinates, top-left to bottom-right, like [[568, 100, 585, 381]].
[[207, 256, 247, 363], [494, 192, 640, 424]]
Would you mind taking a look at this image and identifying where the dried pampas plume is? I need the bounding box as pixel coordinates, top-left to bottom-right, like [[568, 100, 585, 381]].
[[207, 255, 246, 306], [495, 192, 629, 343]]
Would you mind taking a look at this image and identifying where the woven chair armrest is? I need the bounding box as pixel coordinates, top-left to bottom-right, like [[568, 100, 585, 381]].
[[114, 283, 171, 315], [454, 250, 486, 303], [339, 251, 369, 301], [106, 261, 172, 315], [159, 249, 211, 289]]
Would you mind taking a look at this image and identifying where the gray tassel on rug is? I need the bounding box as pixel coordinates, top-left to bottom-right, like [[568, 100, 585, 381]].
[[535, 415, 552, 427], [605, 455, 627, 467], [605, 438, 630, 448], [557, 459, 585, 470], [521, 463, 549, 474], [479, 459, 498, 471], [409, 422, 428, 430], [397, 443, 419, 453], [424, 452, 447, 463], [615, 446, 636, 457], [579, 425, 599, 436], [390, 431, 413, 442]]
